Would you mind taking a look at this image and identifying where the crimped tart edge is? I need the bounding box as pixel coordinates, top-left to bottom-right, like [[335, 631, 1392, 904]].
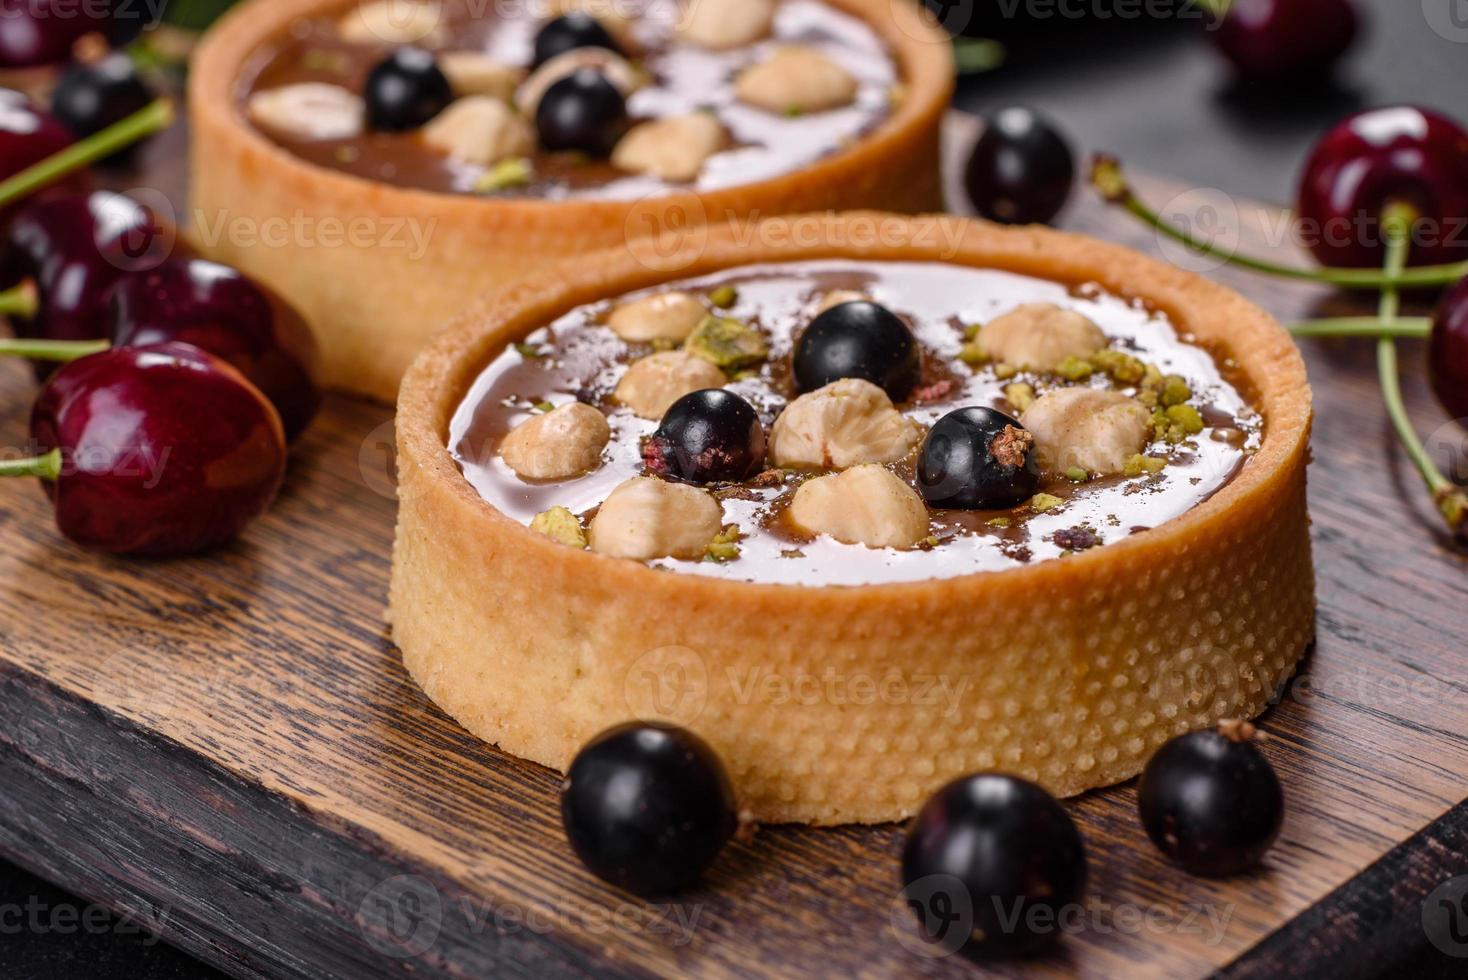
[[186, 0, 955, 403], [390, 212, 1315, 825]]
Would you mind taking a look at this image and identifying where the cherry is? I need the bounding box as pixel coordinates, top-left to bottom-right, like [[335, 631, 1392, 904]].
[[535, 69, 628, 157], [901, 773, 1086, 957], [533, 13, 620, 68], [560, 722, 738, 895], [364, 47, 453, 132], [107, 258, 321, 442], [22, 342, 286, 556], [0, 89, 84, 214], [1429, 276, 1468, 422], [643, 388, 765, 484], [1209, 0, 1358, 81], [0, 0, 110, 68], [1296, 106, 1468, 270], [792, 300, 920, 400], [0, 190, 173, 347], [964, 107, 1074, 226], [917, 407, 1039, 510], [52, 52, 156, 167], [1137, 720, 1283, 877]]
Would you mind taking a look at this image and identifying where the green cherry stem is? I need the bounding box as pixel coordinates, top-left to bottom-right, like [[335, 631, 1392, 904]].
[[0, 279, 38, 319], [0, 98, 175, 211], [1374, 205, 1467, 537], [0, 447, 60, 481], [1288, 316, 1432, 339], [0, 337, 109, 360], [1089, 154, 1468, 290]]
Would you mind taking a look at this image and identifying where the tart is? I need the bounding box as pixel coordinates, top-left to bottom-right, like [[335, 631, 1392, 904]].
[[390, 212, 1314, 825], [188, 0, 953, 402]]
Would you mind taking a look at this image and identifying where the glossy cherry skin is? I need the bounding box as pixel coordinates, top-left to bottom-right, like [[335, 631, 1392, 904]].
[[643, 388, 765, 484], [364, 47, 453, 131], [1429, 276, 1468, 422], [535, 68, 628, 156], [964, 107, 1074, 226], [1296, 106, 1468, 269], [108, 258, 322, 442], [902, 773, 1087, 957], [0, 88, 84, 215], [533, 13, 620, 67], [0, 0, 111, 68], [30, 342, 287, 556], [1, 191, 175, 348], [560, 722, 737, 895], [917, 407, 1039, 510], [52, 52, 156, 166], [793, 300, 920, 400], [1210, 0, 1358, 80], [1137, 725, 1284, 877]]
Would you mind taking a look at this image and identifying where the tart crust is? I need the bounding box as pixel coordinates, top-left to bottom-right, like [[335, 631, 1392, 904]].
[[187, 0, 954, 403], [390, 213, 1315, 825]]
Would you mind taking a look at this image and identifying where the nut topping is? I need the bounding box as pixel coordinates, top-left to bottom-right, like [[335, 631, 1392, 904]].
[[439, 52, 523, 101], [788, 464, 929, 549], [734, 46, 857, 115], [589, 476, 724, 560], [613, 350, 726, 419], [246, 84, 365, 141], [422, 96, 535, 166], [677, 0, 775, 50], [976, 303, 1107, 373], [768, 378, 920, 470], [816, 289, 868, 314], [517, 47, 641, 118], [607, 291, 708, 343], [1020, 387, 1152, 477], [499, 402, 611, 480], [612, 113, 727, 182], [338, 0, 446, 46]]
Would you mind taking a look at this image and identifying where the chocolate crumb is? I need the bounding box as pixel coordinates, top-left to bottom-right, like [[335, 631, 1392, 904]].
[[1052, 526, 1098, 551], [989, 425, 1033, 469]]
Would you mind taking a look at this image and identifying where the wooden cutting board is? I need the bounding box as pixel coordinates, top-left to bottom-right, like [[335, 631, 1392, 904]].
[[0, 111, 1465, 980]]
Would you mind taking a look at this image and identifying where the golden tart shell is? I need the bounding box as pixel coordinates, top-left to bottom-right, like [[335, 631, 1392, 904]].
[[390, 212, 1315, 825], [187, 0, 954, 403]]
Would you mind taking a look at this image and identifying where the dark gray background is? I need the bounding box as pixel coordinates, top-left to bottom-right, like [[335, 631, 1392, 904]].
[[3, 0, 1465, 976]]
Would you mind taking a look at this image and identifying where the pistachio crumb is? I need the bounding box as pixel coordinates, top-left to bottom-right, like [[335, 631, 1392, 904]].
[[1029, 492, 1065, 513], [958, 341, 990, 366], [963, 322, 984, 340], [514, 342, 543, 359], [1003, 381, 1036, 412], [1092, 349, 1146, 384], [1064, 466, 1089, 483], [985, 517, 1011, 528], [685, 315, 769, 369], [993, 362, 1018, 380], [1055, 355, 1095, 381], [779, 548, 806, 559], [1165, 403, 1205, 435], [1123, 454, 1167, 477], [705, 523, 743, 562], [1158, 374, 1192, 407], [474, 157, 534, 194], [918, 534, 941, 549], [532, 400, 555, 413], [529, 506, 587, 548], [708, 284, 738, 308]]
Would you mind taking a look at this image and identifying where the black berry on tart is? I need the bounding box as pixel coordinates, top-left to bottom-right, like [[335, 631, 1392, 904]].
[[390, 214, 1315, 825], [189, 0, 953, 401]]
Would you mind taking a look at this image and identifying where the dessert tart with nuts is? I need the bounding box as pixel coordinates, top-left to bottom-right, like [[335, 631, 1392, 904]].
[[390, 212, 1314, 824], [189, 0, 951, 401]]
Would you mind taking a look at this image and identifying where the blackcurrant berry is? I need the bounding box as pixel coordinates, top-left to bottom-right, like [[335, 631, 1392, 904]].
[[792, 300, 920, 400], [1137, 720, 1284, 877], [643, 388, 766, 484], [917, 406, 1039, 510], [535, 68, 628, 157], [561, 722, 738, 895], [364, 47, 453, 132], [51, 53, 156, 166], [964, 107, 1075, 226], [901, 773, 1087, 957], [533, 13, 620, 68]]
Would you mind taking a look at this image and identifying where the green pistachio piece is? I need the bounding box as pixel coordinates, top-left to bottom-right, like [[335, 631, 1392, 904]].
[[685, 315, 769, 370], [1158, 375, 1192, 407], [1055, 356, 1095, 381], [1123, 454, 1168, 477], [529, 506, 586, 548], [1165, 403, 1205, 435], [958, 341, 990, 366], [475, 157, 533, 194], [1064, 466, 1089, 483], [707, 285, 738, 308], [705, 523, 743, 562], [1003, 381, 1036, 412], [1029, 493, 1065, 513]]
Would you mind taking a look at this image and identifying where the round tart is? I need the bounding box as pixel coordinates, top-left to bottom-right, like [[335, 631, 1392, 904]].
[[188, 0, 952, 402], [390, 212, 1314, 825]]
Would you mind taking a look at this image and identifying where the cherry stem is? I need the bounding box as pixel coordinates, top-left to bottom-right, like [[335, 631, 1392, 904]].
[[0, 447, 60, 481], [0, 337, 109, 361], [1089, 154, 1468, 290], [0, 280, 38, 319], [0, 98, 174, 211], [1288, 316, 1432, 339]]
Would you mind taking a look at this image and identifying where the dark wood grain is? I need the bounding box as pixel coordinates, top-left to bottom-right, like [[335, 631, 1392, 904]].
[[0, 111, 1465, 979]]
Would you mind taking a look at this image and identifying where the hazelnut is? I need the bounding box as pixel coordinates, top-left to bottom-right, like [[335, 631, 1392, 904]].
[[613, 350, 726, 419], [816, 289, 868, 314], [439, 51, 523, 101], [499, 402, 611, 480], [517, 48, 641, 118], [677, 0, 775, 50], [422, 96, 535, 166], [768, 378, 920, 469], [977, 303, 1106, 373], [788, 464, 929, 549], [735, 46, 857, 115], [589, 477, 724, 560], [612, 113, 727, 182], [338, 0, 445, 46], [1020, 387, 1152, 477], [246, 83, 365, 141], [607, 291, 707, 344]]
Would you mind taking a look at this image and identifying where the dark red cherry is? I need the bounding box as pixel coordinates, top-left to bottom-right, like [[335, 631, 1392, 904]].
[[52, 52, 157, 167], [963, 107, 1074, 226], [535, 68, 628, 157], [533, 13, 620, 68], [0, 0, 110, 68], [1296, 106, 1468, 269], [107, 258, 321, 442], [1429, 276, 1468, 422], [29, 342, 286, 556], [0, 88, 84, 216], [1209, 0, 1359, 81], [1, 190, 175, 347]]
